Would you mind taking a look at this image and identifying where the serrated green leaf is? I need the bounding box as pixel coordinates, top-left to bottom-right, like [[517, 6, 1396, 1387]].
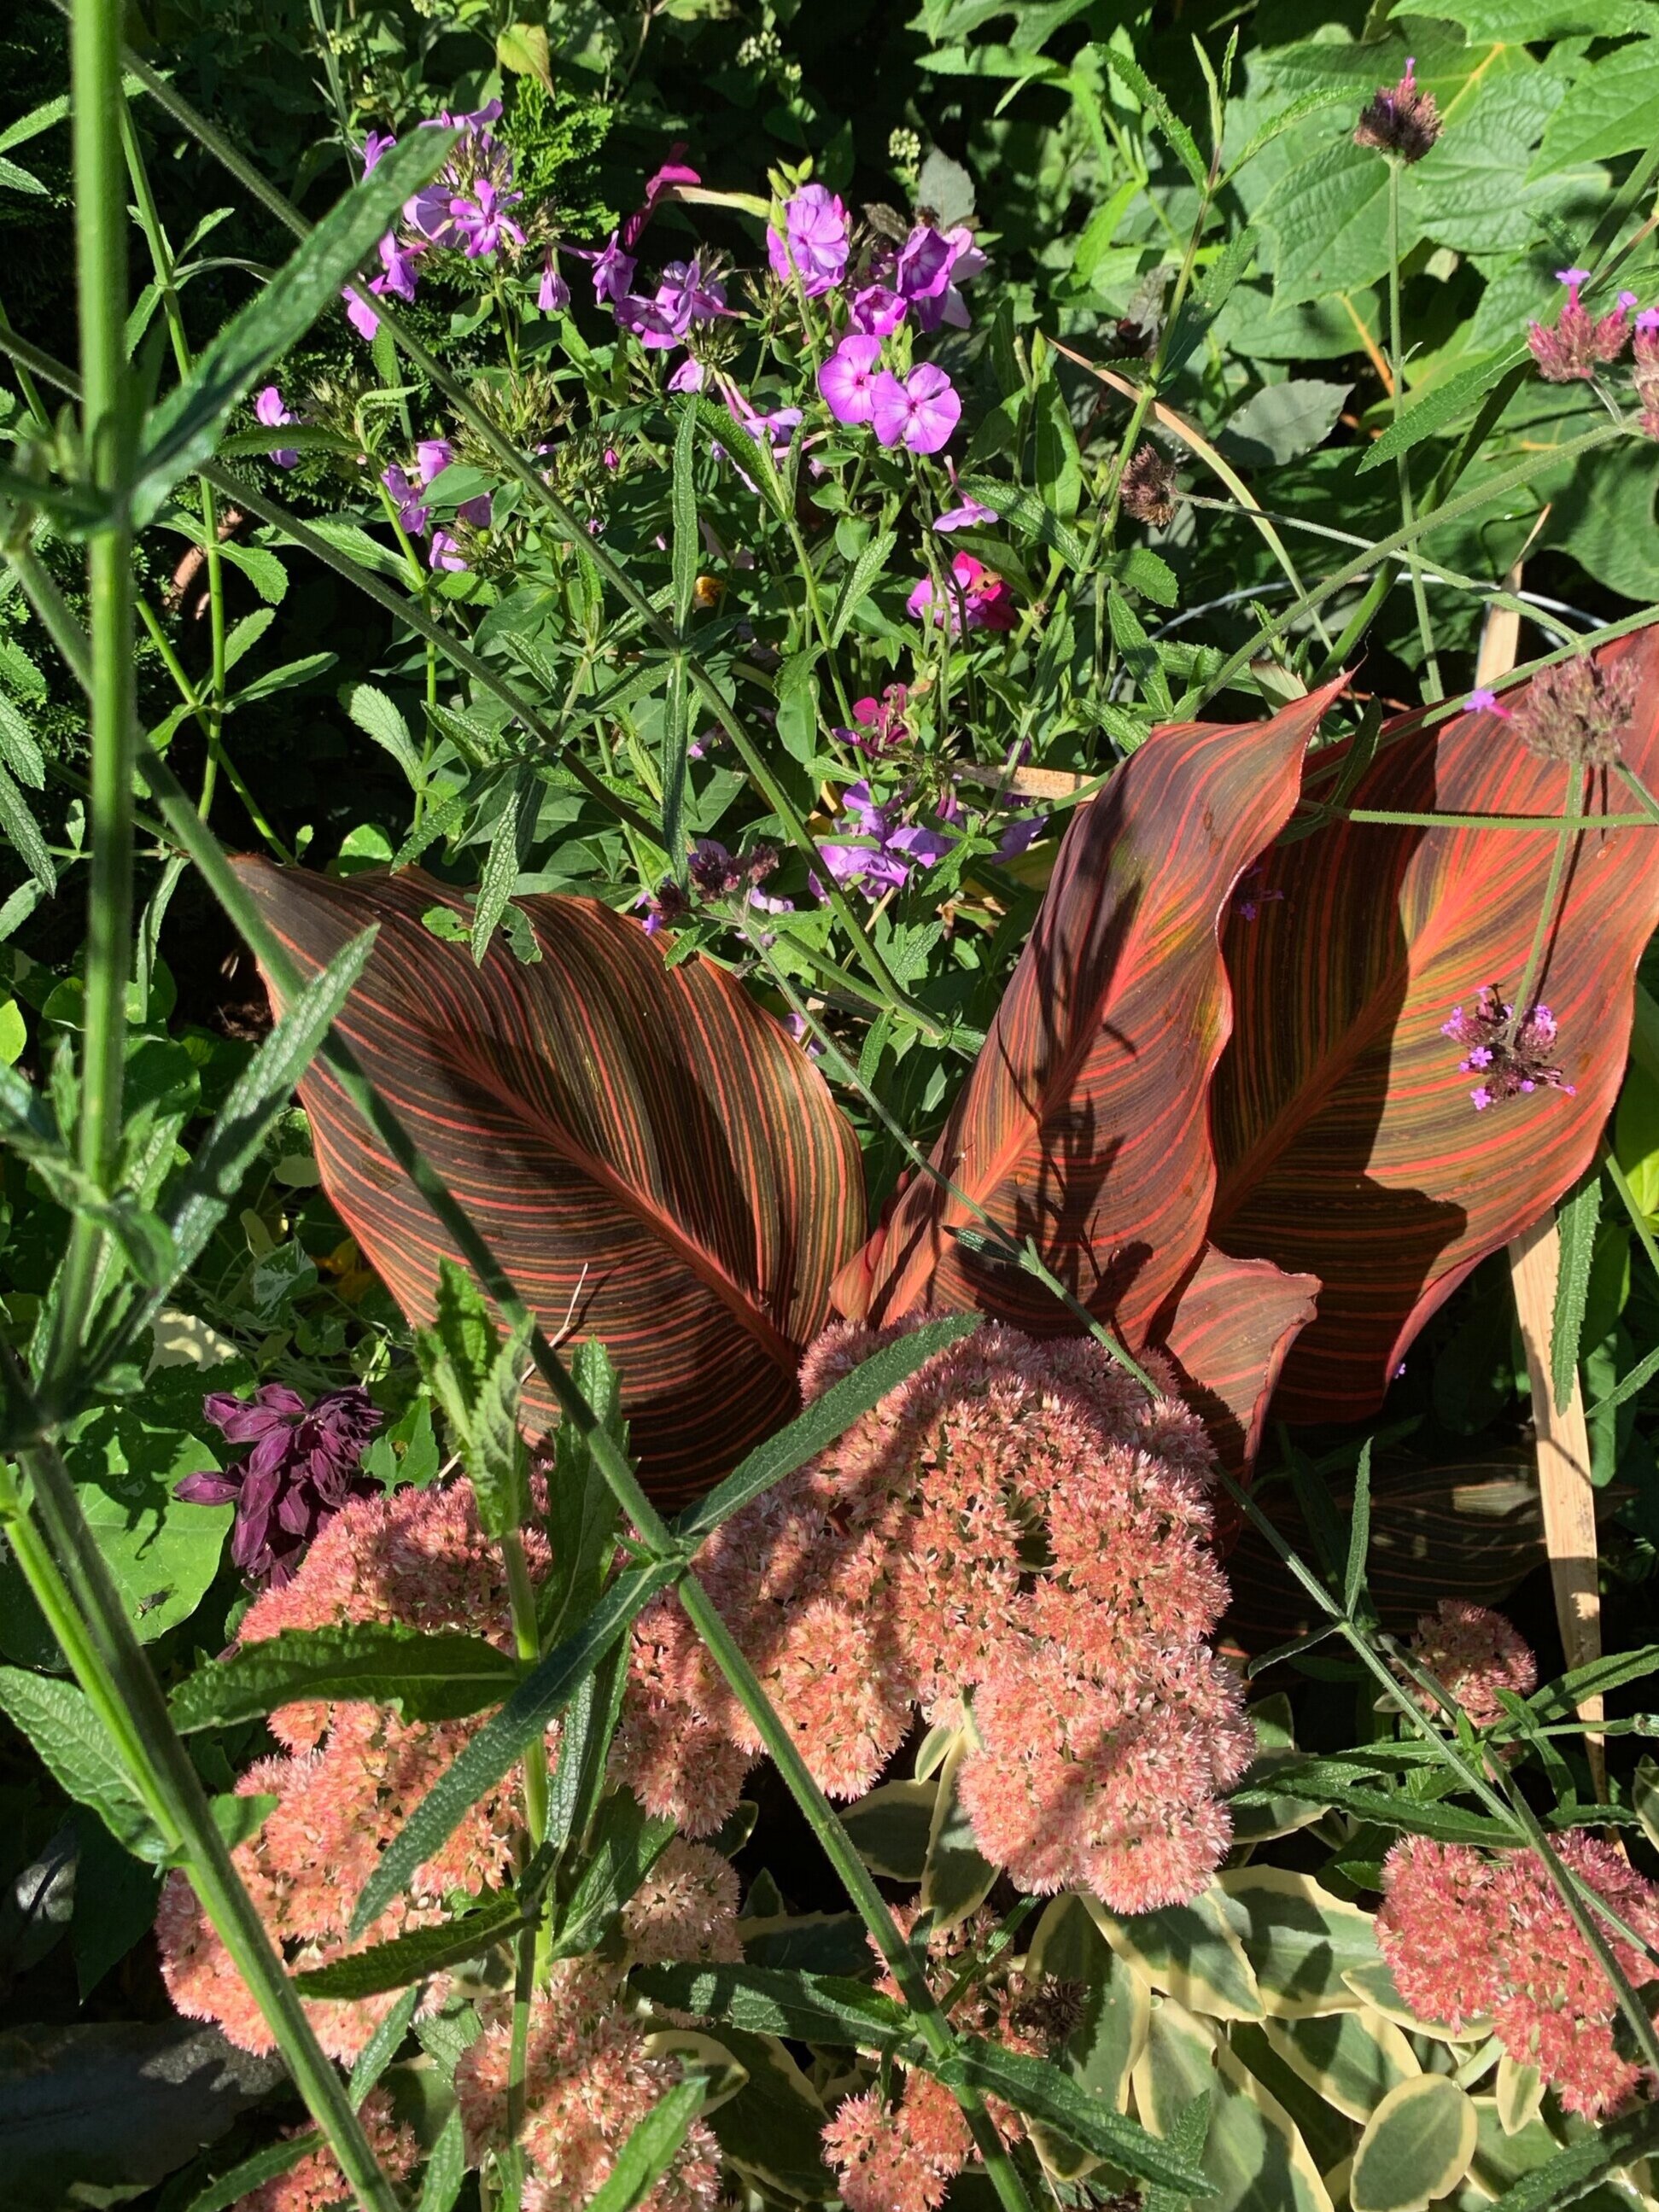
[[828, 529, 897, 645], [342, 682, 423, 788], [0, 762, 55, 893], [0, 1668, 166, 1861], [295, 1889, 528, 1997], [958, 474, 1089, 568], [1530, 43, 1659, 174], [168, 1624, 517, 1733], [633, 1961, 910, 2046], [551, 1790, 675, 1958], [178, 2133, 321, 2212], [1359, 344, 1530, 471], [1101, 44, 1208, 190], [940, 2036, 1217, 2192], [470, 781, 523, 966], [1551, 1168, 1602, 1413]]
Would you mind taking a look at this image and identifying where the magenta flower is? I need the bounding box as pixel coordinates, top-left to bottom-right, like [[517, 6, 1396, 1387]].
[[893, 223, 985, 334], [1528, 269, 1635, 382], [1465, 686, 1512, 719], [846, 686, 910, 756], [1442, 986, 1576, 1112], [934, 494, 998, 532], [820, 334, 884, 425], [621, 144, 700, 253], [587, 233, 638, 305], [382, 464, 429, 537], [907, 552, 1015, 632], [536, 251, 570, 313], [178, 1384, 383, 1588], [252, 386, 299, 470], [667, 356, 704, 394], [361, 128, 394, 174], [870, 363, 961, 454], [850, 283, 907, 336], [766, 182, 850, 297]]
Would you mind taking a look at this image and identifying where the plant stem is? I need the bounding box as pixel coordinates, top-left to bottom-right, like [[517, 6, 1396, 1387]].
[[1506, 762, 1584, 1043], [1387, 159, 1442, 701]]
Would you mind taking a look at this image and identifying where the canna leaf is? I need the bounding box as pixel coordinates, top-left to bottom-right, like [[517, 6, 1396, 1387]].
[[832, 686, 1336, 1468], [1212, 630, 1659, 1425], [231, 861, 864, 1503]]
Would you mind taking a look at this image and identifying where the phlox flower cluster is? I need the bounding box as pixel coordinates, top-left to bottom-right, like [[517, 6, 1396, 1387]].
[[1441, 987, 1575, 1114], [1378, 1834, 1659, 2117], [346, 105, 523, 341], [455, 1963, 722, 2212], [1400, 1598, 1537, 1728], [232, 2089, 418, 2212], [809, 769, 1043, 900], [157, 1480, 553, 2062], [616, 1322, 1253, 1911], [382, 435, 493, 573]]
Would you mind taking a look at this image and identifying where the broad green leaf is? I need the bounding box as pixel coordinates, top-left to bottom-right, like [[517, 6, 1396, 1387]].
[[1032, 371, 1083, 522], [675, 1314, 978, 1543], [132, 131, 455, 521], [295, 1890, 528, 1997], [1131, 1995, 1329, 2212], [1351, 2076, 1478, 2212], [839, 1778, 936, 1882], [1415, 75, 1587, 256], [169, 1623, 517, 1734], [1493, 2050, 1544, 2137], [1025, 1894, 1149, 2179], [350, 1556, 680, 1937], [1531, 42, 1659, 173], [0, 1668, 165, 1861], [348, 1984, 422, 2106], [630, 1962, 910, 2049], [920, 1736, 996, 1930], [342, 683, 423, 788], [582, 2078, 706, 2212], [1220, 380, 1350, 470], [1422, 0, 1652, 32], [0, 694, 45, 787], [464, 1313, 532, 1533], [1217, 1868, 1380, 2017], [1259, 140, 1422, 303], [1089, 1881, 1265, 2022], [1259, 2008, 1418, 2123]]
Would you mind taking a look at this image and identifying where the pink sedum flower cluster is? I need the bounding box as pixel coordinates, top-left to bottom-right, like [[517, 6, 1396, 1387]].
[[1401, 1598, 1537, 1728], [455, 1963, 722, 2212], [157, 1480, 554, 2063], [234, 2089, 418, 2212], [1378, 1834, 1659, 2117], [616, 1322, 1252, 1911]]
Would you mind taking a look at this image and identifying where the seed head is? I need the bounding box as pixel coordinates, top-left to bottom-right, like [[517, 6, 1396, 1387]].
[[1120, 444, 1177, 527], [1441, 987, 1574, 1114], [1510, 652, 1637, 766], [1353, 56, 1442, 163]]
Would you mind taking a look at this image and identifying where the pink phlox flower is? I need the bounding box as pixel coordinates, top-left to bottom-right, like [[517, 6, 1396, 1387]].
[[382, 464, 429, 538], [766, 181, 850, 297], [820, 333, 885, 426], [622, 143, 700, 253], [360, 129, 395, 174], [894, 222, 984, 333], [178, 1384, 381, 1588], [667, 355, 704, 394], [846, 685, 910, 756], [253, 385, 299, 470], [935, 494, 999, 532], [586, 232, 639, 304], [1442, 984, 1575, 1112], [870, 362, 961, 454], [850, 282, 907, 335], [907, 552, 1015, 633], [1528, 267, 1634, 381]]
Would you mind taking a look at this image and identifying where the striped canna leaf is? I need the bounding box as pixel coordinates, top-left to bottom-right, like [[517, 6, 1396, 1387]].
[[832, 685, 1340, 1463], [1212, 625, 1659, 1424], [230, 861, 864, 1502]]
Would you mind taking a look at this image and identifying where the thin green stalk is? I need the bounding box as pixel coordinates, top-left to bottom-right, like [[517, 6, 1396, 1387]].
[[50, 0, 137, 1384], [499, 1526, 547, 2150], [0, 1410, 401, 2211], [132, 592, 294, 859], [1387, 159, 1442, 700], [1505, 763, 1584, 1043]]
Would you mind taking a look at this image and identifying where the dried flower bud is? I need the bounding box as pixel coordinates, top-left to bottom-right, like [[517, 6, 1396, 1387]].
[[1353, 56, 1442, 163], [1510, 652, 1637, 766], [1004, 1973, 1088, 2053], [686, 838, 744, 899], [1120, 444, 1177, 526], [743, 841, 782, 887]]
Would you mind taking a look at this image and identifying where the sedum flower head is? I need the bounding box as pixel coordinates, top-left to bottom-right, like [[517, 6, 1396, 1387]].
[[1510, 651, 1637, 766], [1378, 1834, 1659, 2117], [1353, 55, 1442, 163], [179, 1383, 383, 1588], [158, 1480, 552, 2062], [456, 1969, 721, 2211], [622, 1838, 743, 1968], [232, 2089, 418, 2212], [616, 1322, 1251, 1913], [1401, 1598, 1536, 1727]]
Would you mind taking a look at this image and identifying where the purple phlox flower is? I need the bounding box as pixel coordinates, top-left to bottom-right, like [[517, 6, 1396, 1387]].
[[668, 355, 705, 394], [847, 685, 910, 756], [1232, 863, 1285, 923], [870, 361, 961, 454], [343, 229, 423, 341], [587, 232, 639, 304], [1465, 686, 1513, 720], [996, 813, 1047, 861], [253, 385, 299, 470], [786, 1011, 825, 1058], [430, 99, 503, 132], [907, 552, 1016, 633], [850, 283, 907, 336], [361, 128, 395, 174], [537, 248, 571, 314], [344, 286, 382, 341], [416, 437, 454, 484], [767, 181, 850, 298], [1528, 267, 1633, 382], [820, 333, 884, 426], [622, 145, 700, 253], [1442, 985, 1576, 1112], [453, 174, 526, 258], [382, 463, 429, 537], [935, 493, 999, 532], [894, 222, 983, 333], [618, 252, 727, 347], [178, 1383, 383, 1589], [817, 779, 960, 894], [429, 527, 470, 571]]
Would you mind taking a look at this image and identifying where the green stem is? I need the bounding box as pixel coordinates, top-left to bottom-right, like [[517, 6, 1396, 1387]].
[[1387, 159, 1442, 700], [1505, 763, 1584, 1043]]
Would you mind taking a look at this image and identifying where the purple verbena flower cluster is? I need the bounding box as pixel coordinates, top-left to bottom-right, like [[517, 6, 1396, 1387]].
[[1527, 270, 1639, 384], [1442, 986, 1576, 1113]]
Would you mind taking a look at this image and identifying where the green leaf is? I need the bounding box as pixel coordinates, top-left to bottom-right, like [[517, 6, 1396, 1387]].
[[295, 1889, 529, 1997], [583, 2079, 706, 2212], [0, 762, 55, 894], [553, 1790, 675, 1958], [1218, 1869, 1384, 2017], [210, 1791, 277, 1852], [630, 1962, 910, 2048], [0, 1669, 165, 1861], [693, 394, 787, 520], [1352, 2076, 1479, 2212], [1344, 1435, 1372, 1618], [1100, 44, 1208, 190], [1259, 140, 1422, 303], [1359, 344, 1530, 472], [348, 1983, 422, 2106], [1032, 371, 1083, 522], [470, 781, 523, 967], [178, 2131, 320, 2212], [1220, 380, 1350, 470], [132, 131, 456, 522], [342, 682, 423, 789], [0, 694, 45, 788], [350, 1557, 680, 1938], [1091, 1882, 1265, 2022], [416, 2106, 466, 2212], [675, 1315, 978, 1543], [1415, 75, 1587, 256], [941, 2036, 1217, 2192], [920, 1736, 996, 1929], [1143, 2091, 1212, 2212], [840, 1779, 936, 1882], [670, 402, 698, 636], [170, 1622, 517, 1734], [1531, 42, 1659, 174], [1551, 1167, 1602, 1413], [827, 529, 897, 646], [957, 473, 1088, 569], [1508, 1643, 1659, 1729]]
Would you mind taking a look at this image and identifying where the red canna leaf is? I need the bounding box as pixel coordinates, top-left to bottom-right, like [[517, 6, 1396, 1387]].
[[1212, 626, 1659, 1423], [231, 861, 864, 1503], [832, 684, 1343, 1459], [1156, 1245, 1320, 1473]]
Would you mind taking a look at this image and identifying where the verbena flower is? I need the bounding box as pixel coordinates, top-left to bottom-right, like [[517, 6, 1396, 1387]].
[[1353, 55, 1442, 162], [1510, 651, 1637, 765], [1633, 306, 1659, 435], [1528, 270, 1636, 382], [456, 1966, 721, 2210], [1465, 686, 1511, 718], [766, 181, 850, 297], [1399, 1598, 1536, 1727], [616, 1323, 1251, 1912], [178, 1384, 382, 1588], [252, 386, 299, 469], [1441, 987, 1576, 1113], [157, 1480, 552, 2059], [1378, 1834, 1659, 2117], [870, 363, 961, 453], [820, 333, 885, 426], [906, 552, 1015, 632]]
